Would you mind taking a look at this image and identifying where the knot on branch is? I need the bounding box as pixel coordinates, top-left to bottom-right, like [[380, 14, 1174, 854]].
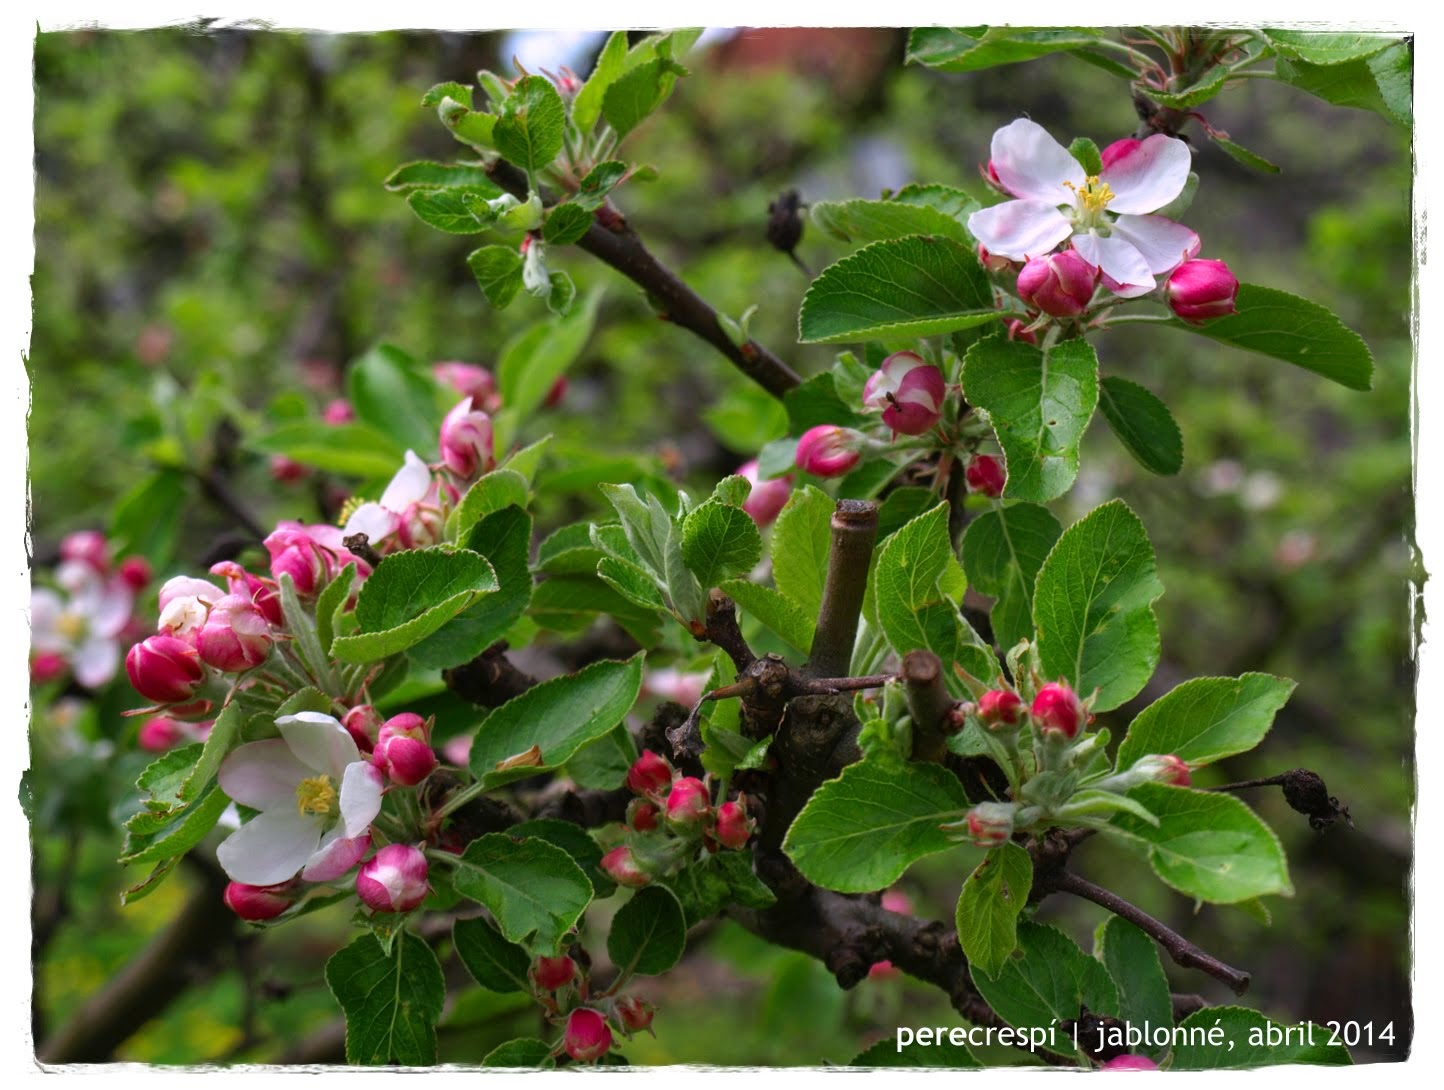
[[1281, 768, 1353, 830], [443, 642, 538, 708]]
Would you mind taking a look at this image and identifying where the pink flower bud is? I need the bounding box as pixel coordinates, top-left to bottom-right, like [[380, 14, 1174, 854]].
[[1005, 318, 1038, 345], [795, 425, 864, 478], [862, 352, 947, 436], [379, 712, 430, 742], [373, 735, 438, 787], [665, 777, 711, 825], [738, 460, 792, 527], [981, 160, 1012, 196], [978, 689, 1024, 728], [1016, 250, 1098, 318], [615, 995, 654, 1033], [600, 846, 650, 888], [1101, 1054, 1159, 1071], [1031, 681, 1084, 740], [224, 881, 295, 921], [138, 716, 186, 752], [544, 375, 568, 409], [531, 955, 576, 992], [1132, 754, 1192, 787], [626, 750, 674, 798], [1166, 259, 1239, 324], [197, 594, 273, 672], [432, 362, 497, 408], [342, 704, 384, 754], [868, 960, 898, 980], [321, 398, 355, 426], [209, 561, 284, 626], [1099, 138, 1142, 172], [965, 803, 1013, 847], [627, 799, 660, 832], [564, 1008, 613, 1063], [60, 530, 110, 573], [263, 528, 330, 597], [269, 455, 308, 483], [439, 397, 496, 480], [158, 575, 222, 615], [964, 454, 1006, 498], [30, 652, 66, 685], [355, 844, 430, 913], [126, 635, 204, 704], [118, 555, 152, 591], [716, 800, 753, 850]]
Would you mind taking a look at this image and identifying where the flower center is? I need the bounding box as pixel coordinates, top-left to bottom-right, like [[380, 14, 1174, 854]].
[[1064, 176, 1115, 227], [335, 495, 365, 528], [296, 774, 337, 817], [55, 612, 87, 642]]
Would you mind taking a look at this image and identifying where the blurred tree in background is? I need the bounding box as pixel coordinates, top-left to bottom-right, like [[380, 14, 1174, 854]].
[[27, 26, 1411, 1063]]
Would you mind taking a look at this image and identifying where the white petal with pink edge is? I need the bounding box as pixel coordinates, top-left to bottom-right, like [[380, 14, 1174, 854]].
[[1110, 215, 1200, 275], [302, 829, 372, 882], [967, 201, 1073, 262], [339, 761, 386, 837], [1072, 232, 1155, 295], [343, 502, 399, 543], [1099, 134, 1191, 215], [990, 118, 1084, 205], [72, 636, 120, 688], [219, 738, 314, 810], [379, 450, 433, 512], [216, 807, 324, 886], [278, 711, 362, 778]]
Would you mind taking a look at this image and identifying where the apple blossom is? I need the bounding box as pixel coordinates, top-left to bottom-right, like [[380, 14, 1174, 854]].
[[665, 777, 711, 825], [1016, 249, 1098, 317], [531, 955, 576, 992], [356, 843, 430, 913], [795, 425, 865, 478], [614, 996, 655, 1033], [138, 716, 187, 752], [1165, 258, 1239, 323], [564, 1008, 613, 1063], [965, 802, 1014, 847], [600, 845, 650, 888], [343, 451, 448, 551], [224, 881, 297, 921], [626, 750, 674, 797], [31, 570, 134, 688], [716, 800, 753, 849], [209, 561, 284, 626], [862, 351, 947, 436], [438, 397, 496, 480], [627, 799, 660, 832], [321, 398, 355, 425], [432, 361, 497, 409], [978, 689, 1024, 728], [196, 593, 273, 672], [126, 634, 204, 704]]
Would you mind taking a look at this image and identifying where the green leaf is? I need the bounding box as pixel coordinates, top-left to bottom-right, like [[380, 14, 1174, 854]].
[[467, 245, 525, 309], [120, 784, 229, 865], [608, 886, 687, 975], [771, 483, 834, 620], [406, 188, 493, 234], [177, 699, 246, 803], [1263, 30, 1395, 65], [889, 183, 979, 221], [1211, 135, 1281, 174], [810, 199, 971, 245], [602, 57, 687, 140], [467, 655, 644, 788], [1097, 376, 1183, 476], [449, 834, 594, 955], [135, 743, 204, 813], [407, 507, 534, 669], [1095, 917, 1173, 1053], [574, 160, 630, 211], [963, 335, 1099, 503], [961, 503, 1061, 653], [325, 931, 445, 1066], [332, 548, 498, 665], [496, 291, 601, 422], [1068, 136, 1102, 175], [452, 916, 532, 994], [109, 468, 188, 567], [508, 817, 616, 898], [1116, 673, 1296, 770], [1276, 45, 1412, 126], [563, 722, 637, 792], [1033, 500, 1163, 712], [851, 1036, 981, 1067], [1104, 783, 1293, 903], [782, 751, 970, 892], [421, 81, 471, 109], [384, 160, 500, 194], [315, 563, 356, 656], [972, 922, 1119, 1036], [482, 1038, 556, 1068], [597, 555, 668, 612], [799, 236, 997, 343], [572, 30, 629, 133], [452, 470, 530, 540], [783, 372, 867, 431], [1167, 284, 1373, 390], [347, 344, 442, 458], [702, 381, 790, 452], [1141, 64, 1230, 109], [906, 26, 1102, 72], [493, 75, 565, 175], [681, 501, 763, 588], [1169, 1007, 1352, 1068], [955, 841, 1033, 978], [720, 580, 814, 654], [249, 422, 402, 478], [542, 203, 594, 245]]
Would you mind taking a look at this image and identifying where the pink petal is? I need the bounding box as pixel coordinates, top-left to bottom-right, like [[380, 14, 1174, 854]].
[[216, 808, 324, 886], [967, 200, 1073, 262], [302, 829, 372, 882], [989, 118, 1084, 205], [220, 739, 311, 810], [1100, 134, 1191, 215], [1110, 214, 1201, 276], [1072, 232, 1154, 295], [339, 761, 385, 837], [277, 711, 361, 779]]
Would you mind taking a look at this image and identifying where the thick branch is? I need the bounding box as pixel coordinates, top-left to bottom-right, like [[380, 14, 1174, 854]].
[[443, 642, 539, 708], [488, 160, 801, 400], [1046, 870, 1251, 996], [806, 500, 879, 679]]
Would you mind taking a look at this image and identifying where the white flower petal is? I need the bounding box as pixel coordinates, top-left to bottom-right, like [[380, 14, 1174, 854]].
[[379, 450, 433, 512], [277, 711, 361, 778], [302, 828, 371, 882], [216, 807, 324, 886], [990, 118, 1084, 204], [1072, 232, 1155, 294], [30, 589, 64, 643], [343, 502, 399, 543], [1101, 134, 1191, 215], [967, 201, 1074, 262], [1110, 215, 1200, 275], [72, 636, 119, 688], [56, 560, 101, 596], [339, 761, 385, 838], [89, 583, 136, 637], [219, 738, 312, 810]]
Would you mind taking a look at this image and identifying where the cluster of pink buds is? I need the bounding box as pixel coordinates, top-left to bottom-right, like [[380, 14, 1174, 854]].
[[600, 752, 755, 889], [31, 530, 150, 689], [264, 521, 373, 596], [524, 947, 656, 1065]]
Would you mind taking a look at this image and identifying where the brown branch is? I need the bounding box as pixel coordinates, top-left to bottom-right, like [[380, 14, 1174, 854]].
[[900, 649, 953, 763], [487, 160, 802, 400], [1045, 870, 1251, 996], [806, 500, 879, 679], [443, 642, 539, 708], [1207, 768, 1352, 830], [699, 592, 755, 673]]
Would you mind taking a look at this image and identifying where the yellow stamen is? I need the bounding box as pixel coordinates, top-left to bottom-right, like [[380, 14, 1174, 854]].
[[55, 613, 86, 642], [1063, 175, 1115, 215], [296, 774, 337, 817], [335, 495, 366, 529]]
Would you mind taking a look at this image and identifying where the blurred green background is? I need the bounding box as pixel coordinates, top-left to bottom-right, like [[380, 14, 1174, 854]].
[[28, 27, 1413, 1064]]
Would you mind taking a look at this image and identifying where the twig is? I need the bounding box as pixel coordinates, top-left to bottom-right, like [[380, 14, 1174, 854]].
[[806, 500, 879, 678], [1207, 768, 1352, 830], [443, 642, 539, 708], [1047, 870, 1251, 995], [699, 592, 755, 673], [900, 650, 954, 763], [487, 160, 802, 400]]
